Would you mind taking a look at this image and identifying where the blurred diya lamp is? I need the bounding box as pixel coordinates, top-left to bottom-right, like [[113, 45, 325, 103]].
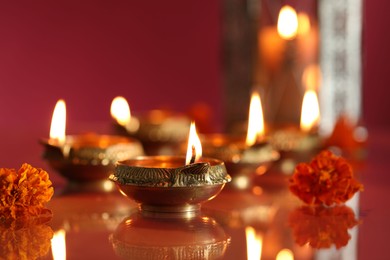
[[110, 122, 231, 214], [110, 212, 230, 260], [41, 100, 144, 188], [111, 96, 190, 155], [202, 92, 279, 189], [269, 90, 321, 170]]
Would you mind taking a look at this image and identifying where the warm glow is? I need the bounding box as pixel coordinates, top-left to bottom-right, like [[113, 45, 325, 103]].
[[246, 226, 263, 260], [185, 122, 202, 165], [50, 99, 66, 144], [277, 5, 298, 40], [302, 64, 321, 91], [246, 92, 265, 146], [300, 90, 320, 132], [297, 13, 311, 35], [110, 96, 131, 126], [276, 249, 294, 260], [51, 229, 66, 260]]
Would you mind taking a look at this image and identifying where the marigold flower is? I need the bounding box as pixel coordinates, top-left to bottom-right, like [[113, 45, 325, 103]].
[[0, 164, 54, 221], [289, 150, 363, 206], [288, 205, 359, 249]]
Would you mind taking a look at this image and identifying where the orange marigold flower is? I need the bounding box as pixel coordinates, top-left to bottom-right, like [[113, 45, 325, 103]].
[[288, 205, 359, 249], [0, 164, 54, 221], [289, 150, 363, 206]]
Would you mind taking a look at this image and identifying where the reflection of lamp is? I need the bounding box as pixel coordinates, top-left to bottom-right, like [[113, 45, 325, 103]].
[[246, 226, 263, 260], [110, 212, 230, 260], [51, 229, 66, 260]]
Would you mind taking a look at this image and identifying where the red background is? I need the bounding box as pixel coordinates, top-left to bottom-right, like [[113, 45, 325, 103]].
[[0, 0, 388, 167]]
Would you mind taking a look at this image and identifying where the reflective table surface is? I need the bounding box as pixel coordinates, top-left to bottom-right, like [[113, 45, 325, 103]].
[[1, 126, 389, 260]]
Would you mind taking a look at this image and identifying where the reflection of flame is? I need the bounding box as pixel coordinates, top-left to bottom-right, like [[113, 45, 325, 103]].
[[185, 122, 202, 165], [51, 229, 66, 260], [110, 96, 131, 126], [50, 99, 66, 145], [246, 92, 265, 147], [300, 90, 320, 132], [245, 226, 262, 260], [276, 248, 294, 260], [277, 5, 298, 40], [297, 13, 311, 35]]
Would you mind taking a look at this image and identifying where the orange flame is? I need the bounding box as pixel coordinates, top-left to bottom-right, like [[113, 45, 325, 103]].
[[277, 6, 298, 40], [185, 122, 202, 165], [246, 92, 265, 146], [300, 90, 320, 132], [110, 96, 131, 126], [50, 100, 66, 145]]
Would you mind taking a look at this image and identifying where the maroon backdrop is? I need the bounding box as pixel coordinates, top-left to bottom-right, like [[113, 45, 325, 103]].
[[0, 1, 222, 132], [0, 0, 388, 168], [363, 0, 390, 127]]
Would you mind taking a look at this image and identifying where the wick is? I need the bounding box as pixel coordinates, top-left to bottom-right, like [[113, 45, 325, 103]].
[[189, 145, 196, 164]]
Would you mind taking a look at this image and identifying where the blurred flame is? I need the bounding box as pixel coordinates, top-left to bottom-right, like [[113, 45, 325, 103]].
[[302, 64, 321, 91], [297, 13, 311, 35], [50, 99, 66, 145], [246, 92, 265, 146], [246, 226, 263, 260], [277, 6, 298, 40], [300, 90, 320, 132], [276, 249, 294, 260], [185, 122, 202, 165], [110, 96, 131, 126], [51, 229, 66, 260]]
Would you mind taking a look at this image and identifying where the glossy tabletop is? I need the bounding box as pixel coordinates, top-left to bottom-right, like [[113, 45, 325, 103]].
[[1, 126, 389, 260]]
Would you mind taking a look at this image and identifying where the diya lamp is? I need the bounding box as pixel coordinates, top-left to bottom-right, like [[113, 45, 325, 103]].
[[41, 99, 144, 190], [110, 212, 230, 260], [109, 122, 231, 215], [110, 96, 190, 155], [201, 92, 279, 190], [270, 89, 321, 173]]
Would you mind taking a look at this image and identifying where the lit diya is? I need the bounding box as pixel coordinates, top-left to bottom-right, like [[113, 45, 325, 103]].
[[110, 96, 190, 155], [270, 89, 320, 153], [41, 100, 144, 186], [266, 90, 322, 176], [201, 92, 279, 181], [110, 122, 231, 213]]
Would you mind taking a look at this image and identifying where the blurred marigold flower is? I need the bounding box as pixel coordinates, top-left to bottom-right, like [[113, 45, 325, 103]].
[[289, 150, 363, 206]]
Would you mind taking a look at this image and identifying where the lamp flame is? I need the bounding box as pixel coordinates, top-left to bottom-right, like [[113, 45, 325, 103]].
[[276, 248, 294, 260], [245, 226, 263, 260], [300, 90, 320, 132], [277, 5, 298, 40], [50, 99, 66, 145], [51, 229, 66, 260], [297, 13, 311, 35], [185, 122, 202, 165], [110, 96, 131, 126], [246, 92, 265, 146]]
